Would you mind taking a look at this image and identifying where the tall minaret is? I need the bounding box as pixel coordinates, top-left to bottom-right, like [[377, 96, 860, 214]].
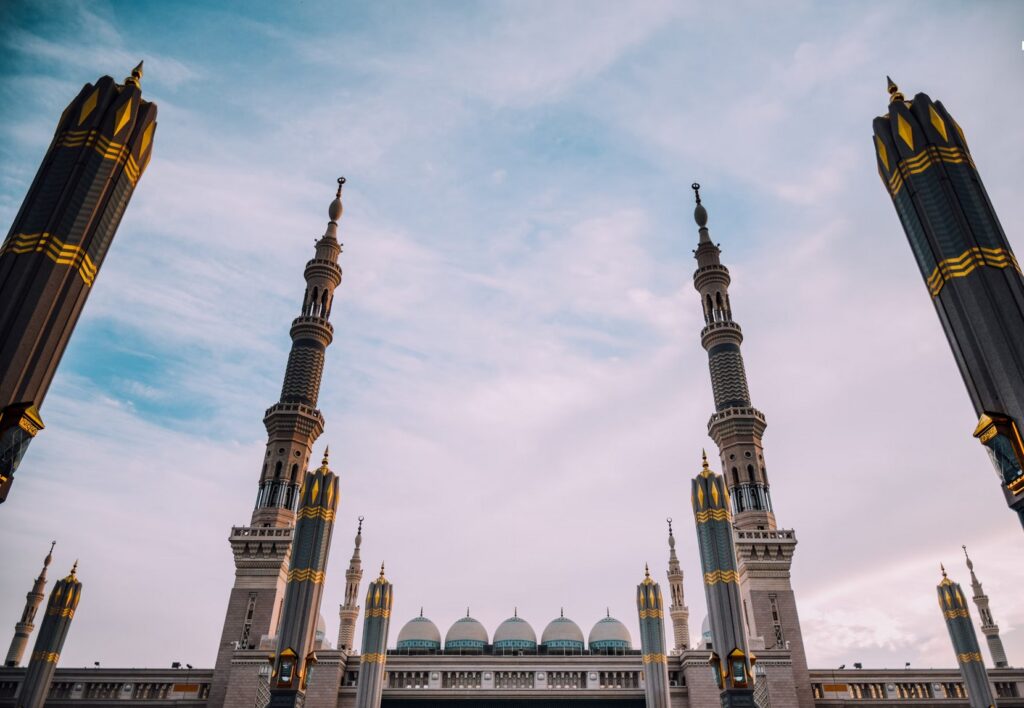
[[354, 564, 393, 708], [338, 516, 364, 652], [268, 450, 340, 708], [665, 519, 690, 651], [938, 565, 995, 708], [636, 565, 671, 708], [0, 63, 157, 503], [209, 179, 347, 708], [691, 453, 754, 708], [16, 562, 82, 708], [872, 79, 1024, 528], [689, 185, 813, 708], [962, 545, 1008, 668], [4, 542, 54, 667]]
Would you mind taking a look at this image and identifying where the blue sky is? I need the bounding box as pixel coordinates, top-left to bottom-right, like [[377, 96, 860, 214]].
[[1, 0, 1023, 670]]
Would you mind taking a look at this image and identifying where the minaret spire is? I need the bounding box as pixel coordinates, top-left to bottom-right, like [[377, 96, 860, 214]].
[[937, 568, 996, 708], [337, 516, 365, 652], [18, 563, 82, 708], [962, 545, 1009, 667], [4, 542, 56, 667], [665, 518, 690, 651], [210, 179, 349, 707]]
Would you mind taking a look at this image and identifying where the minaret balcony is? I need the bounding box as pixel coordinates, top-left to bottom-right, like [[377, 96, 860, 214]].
[[693, 263, 731, 288], [707, 406, 767, 437], [290, 316, 334, 346], [304, 258, 342, 286], [700, 320, 743, 348]]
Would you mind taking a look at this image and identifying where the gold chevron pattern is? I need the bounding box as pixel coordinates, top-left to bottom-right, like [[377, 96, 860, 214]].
[[957, 651, 983, 663], [286, 568, 325, 584], [642, 653, 667, 664], [926, 246, 1020, 297], [31, 650, 59, 663], [361, 653, 386, 663], [1, 232, 98, 286], [884, 144, 974, 196], [365, 607, 391, 618], [703, 570, 739, 585], [943, 608, 969, 619], [53, 128, 146, 186], [695, 508, 730, 523], [296, 506, 335, 522], [638, 609, 664, 619]]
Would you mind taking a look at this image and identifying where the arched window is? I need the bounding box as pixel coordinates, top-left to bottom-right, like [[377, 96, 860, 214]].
[[731, 467, 740, 487], [274, 461, 282, 479], [311, 287, 320, 316], [290, 463, 298, 482], [746, 464, 755, 482], [706, 294, 714, 322], [302, 288, 310, 316]]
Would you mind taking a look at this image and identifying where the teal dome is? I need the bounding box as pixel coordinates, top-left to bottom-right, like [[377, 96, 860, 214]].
[[445, 614, 488, 650], [588, 615, 632, 651], [397, 613, 441, 651], [493, 614, 537, 651], [541, 614, 585, 651]]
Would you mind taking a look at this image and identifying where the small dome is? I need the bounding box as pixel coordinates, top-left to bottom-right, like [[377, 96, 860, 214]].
[[445, 614, 488, 650], [493, 614, 537, 651], [588, 615, 632, 651], [701, 615, 713, 649], [541, 613, 584, 651], [397, 613, 441, 651]]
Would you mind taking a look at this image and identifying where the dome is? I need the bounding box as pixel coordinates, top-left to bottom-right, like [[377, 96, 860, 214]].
[[588, 614, 632, 651], [541, 612, 584, 651], [701, 615, 713, 649], [493, 613, 537, 651], [314, 613, 331, 649], [445, 614, 488, 651], [397, 612, 441, 651]]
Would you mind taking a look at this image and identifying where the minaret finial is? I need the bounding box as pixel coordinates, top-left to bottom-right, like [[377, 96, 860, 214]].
[[514, 606, 518, 618], [357, 515, 364, 534], [68, 560, 78, 579], [124, 61, 143, 88], [700, 449, 712, 476], [328, 177, 345, 223], [962, 544, 974, 570], [466, 607, 470, 618], [379, 562, 386, 580], [45, 540, 55, 567], [667, 516, 673, 535], [645, 563, 650, 579], [321, 446, 330, 469], [420, 607, 424, 618], [560, 607, 564, 618], [692, 182, 709, 228], [940, 562, 947, 578], [606, 607, 610, 618], [692, 182, 701, 205], [886, 76, 904, 104]]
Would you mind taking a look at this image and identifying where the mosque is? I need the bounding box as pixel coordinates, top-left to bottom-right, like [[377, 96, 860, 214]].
[[1, 69, 1023, 708]]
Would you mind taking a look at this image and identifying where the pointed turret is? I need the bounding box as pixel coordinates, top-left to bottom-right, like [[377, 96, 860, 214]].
[[338, 516, 365, 652], [665, 518, 690, 651], [937, 566, 995, 708], [636, 564, 671, 708], [5, 542, 55, 667], [17, 563, 82, 708], [0, 65, 158, 501], [354, 562, 393, 708], [962, 546, 1008, 667]]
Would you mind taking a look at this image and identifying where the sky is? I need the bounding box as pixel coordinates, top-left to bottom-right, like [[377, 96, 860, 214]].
[[0, 0, 1022, 672]]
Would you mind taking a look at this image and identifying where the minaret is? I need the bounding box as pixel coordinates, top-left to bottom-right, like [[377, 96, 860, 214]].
[[5, 542, 54, 667], [665, 518, 690, 651], [872, 79, 1024, 528], [338, 516, 364, 652], [209, 179, 347, 708], [691, 453, 755, 708], [268, 449, 340, 708], [16, 562, 82, 708], [354, 564, 393, 708], [937, 565, 996, 708], [636, 565, 671, 708], [962, 546, 1008, 668], [689, 185, 813, 708], [0, 63, 157, 503]]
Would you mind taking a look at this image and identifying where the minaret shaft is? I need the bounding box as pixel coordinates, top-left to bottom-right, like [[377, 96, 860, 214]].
[[938, 569, 996, 708], [665, 521, 690, 651], [354, 568, 393, 708], [208, 181, 347, 708], [4, 543, 54, 667], [963, 546, 1009, 668], [16, 564, 81, 708], [636, 568, 671, 708], [338, 517, 364, 652]]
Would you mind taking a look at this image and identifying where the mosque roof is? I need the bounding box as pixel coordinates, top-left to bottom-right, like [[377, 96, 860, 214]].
[[541, 612, 585, 646], [444, 613, 488, 647], [398, 612, 442, 648], [493, 613, 537, 647], [587, 614, 632, 648]]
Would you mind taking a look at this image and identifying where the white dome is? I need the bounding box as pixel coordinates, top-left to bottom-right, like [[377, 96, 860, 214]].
[[397, 614, 441, 650], [541, 614, 585, 650], [588, 615, 632, 651], [445, 615, 488, 650], [493, 614, 537, 650]]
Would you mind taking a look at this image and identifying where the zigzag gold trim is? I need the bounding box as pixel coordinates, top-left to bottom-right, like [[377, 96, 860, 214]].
[[286, 568, 326, 584], [695, 508, 730, 523], [365, 608, 391, 618], [944, 609, 969, 619], [296, 506, 335, 522], [885, 145, 974, 197], [1, 232, 98, 286], [642, 653, 667, 664], [638, 609, 664, 619], [31, 650, 60, 663], [703, 570, 739, 585], [926, 247, 1020, 297], [957, 651, 983, 663], [361, 653, 386, 663], [52, 129, 144, 186]]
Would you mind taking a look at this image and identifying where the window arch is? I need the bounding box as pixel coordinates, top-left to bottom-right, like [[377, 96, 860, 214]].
[[746, 464, 755, 482], [274, 461, 282, 479]]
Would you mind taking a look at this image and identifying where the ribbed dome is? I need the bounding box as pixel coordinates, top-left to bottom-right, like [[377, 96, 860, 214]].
[[588, 615, 632, 651], [445, 614, 488, 650], [493, 614, 537, 650], [397, 613, 442, 650], [541, 613, 584, 651]]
